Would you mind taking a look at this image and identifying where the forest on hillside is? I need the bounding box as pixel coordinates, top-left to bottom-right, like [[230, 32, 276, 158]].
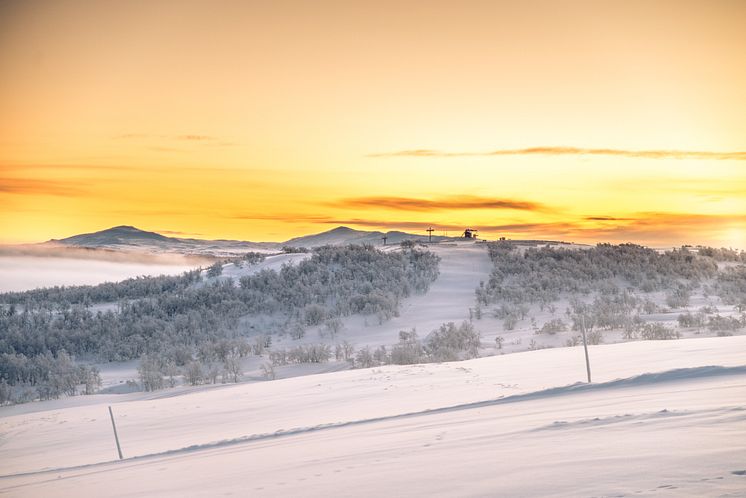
[[475, 242, 746, 342], [0, 245, 440, 400]]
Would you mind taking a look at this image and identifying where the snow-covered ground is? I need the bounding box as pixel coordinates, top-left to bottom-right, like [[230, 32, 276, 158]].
[[1, 336, 745, 496]]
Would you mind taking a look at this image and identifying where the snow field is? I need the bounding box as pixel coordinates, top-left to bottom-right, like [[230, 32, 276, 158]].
[[1, 336, 745, 496]]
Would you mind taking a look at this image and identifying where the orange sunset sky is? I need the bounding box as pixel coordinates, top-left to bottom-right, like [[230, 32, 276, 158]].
[[1, 0, 745, 247]]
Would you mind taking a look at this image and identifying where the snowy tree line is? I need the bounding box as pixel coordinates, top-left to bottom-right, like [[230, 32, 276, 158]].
[[476, 242, 746, 346], [476, 242, 722, 307], [711, 265, 746, 308], [0, 351, 100, 404], [0, 245, 439, 398], [267, 321, 481, 370], [694, 246, 746, 263], [125, 320, 478, 393]]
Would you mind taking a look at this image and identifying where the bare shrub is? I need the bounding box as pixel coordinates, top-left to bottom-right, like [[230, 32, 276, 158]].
[[424, 321, 481, 361], [639, 323, 680, 340], [355, 346, 375, 368], [185, 360, 204, 386], [260, 362, 276, 380], [538, 318, 567, 335], [707, 315, 743, 335], [389, 330, 424, 365]]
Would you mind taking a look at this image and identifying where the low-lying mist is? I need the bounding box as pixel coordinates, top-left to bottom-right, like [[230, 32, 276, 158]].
[[0, 245, 209, 292]]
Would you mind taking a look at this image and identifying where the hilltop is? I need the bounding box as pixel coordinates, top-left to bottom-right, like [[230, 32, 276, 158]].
[[44, 225, 463, 256]]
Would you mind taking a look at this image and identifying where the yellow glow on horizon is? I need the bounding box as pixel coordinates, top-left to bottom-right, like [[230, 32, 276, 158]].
[[1, 0, 745, 248]]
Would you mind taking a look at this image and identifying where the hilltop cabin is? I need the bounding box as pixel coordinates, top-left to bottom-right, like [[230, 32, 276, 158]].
[[463, 228, 478, 239]]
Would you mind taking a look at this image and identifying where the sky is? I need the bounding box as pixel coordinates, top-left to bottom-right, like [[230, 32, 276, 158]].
[[1, 0, 745, 248]]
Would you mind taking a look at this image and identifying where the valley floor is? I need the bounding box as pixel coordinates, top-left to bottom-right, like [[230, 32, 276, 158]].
[[1, 336, 745, 497]]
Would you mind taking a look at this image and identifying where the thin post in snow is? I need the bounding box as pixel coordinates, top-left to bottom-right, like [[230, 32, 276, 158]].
[[108, 405, 124, 460], [580, 314, 592, 383]]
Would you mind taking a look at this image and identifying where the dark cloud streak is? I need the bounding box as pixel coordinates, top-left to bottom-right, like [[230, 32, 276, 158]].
[[331, 195, 545, 212]]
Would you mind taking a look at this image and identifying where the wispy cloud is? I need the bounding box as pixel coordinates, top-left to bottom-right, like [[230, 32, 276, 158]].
[[114, 133, 236, 147], [153, 229, 204, 237], [476, 212, 746, 246], [0, 177, 88, 196], [226, 213, 466, 232], [621, 212, 746, 229], [147, 146, 182, 153], [1, 162, 253, 175], [369, 146, 746, 161], [228, 213, 336, 223], [330, 195, 546, 212], [175, 135, 216, 142], [609, 176, 746, 197], [114, 133, 151, 140], [0, 163, 142, 173], [251, 212, 746, 246], [321, 219, 467, 231]]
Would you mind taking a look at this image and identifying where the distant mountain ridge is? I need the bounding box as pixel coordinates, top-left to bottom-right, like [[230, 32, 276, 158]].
[[53, 225, 171, 246], [48, 225, 276, 257], [284, 226, 455, 247], [47, 225, 462, 256]]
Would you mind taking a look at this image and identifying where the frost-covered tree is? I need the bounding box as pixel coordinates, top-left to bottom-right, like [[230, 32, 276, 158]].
[[355, 346, 375, 368], [424, 321, 481, 361], [323, 318, 344, 339], [260, 362, 275, 380], [138, 354, 165, 392], [0, 245, 440, 394], [206, 262, 224, 278], [390, 330, 424, 365], [538, 318, 567, 335], [0, 379, 10, 405], [185, 360, 204, 386], [665, 285, 691, 309], [222, 351, 242, 383], [83, 366, 102, 395]]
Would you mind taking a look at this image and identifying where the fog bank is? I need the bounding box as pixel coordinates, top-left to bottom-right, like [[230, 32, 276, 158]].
[[0, 256, 198, 292]]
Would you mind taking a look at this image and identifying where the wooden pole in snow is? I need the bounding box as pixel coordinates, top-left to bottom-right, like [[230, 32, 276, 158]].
[[108, 405, 124, 460], [581, 314, 592, 383]]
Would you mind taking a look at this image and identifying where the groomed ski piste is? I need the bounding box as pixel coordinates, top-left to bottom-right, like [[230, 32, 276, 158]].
[[1, 336, 745, 497]]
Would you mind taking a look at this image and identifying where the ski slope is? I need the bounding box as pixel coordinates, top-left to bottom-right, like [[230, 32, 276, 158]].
[[1, 336, 745, 497], [328, 241, 492, 345]]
